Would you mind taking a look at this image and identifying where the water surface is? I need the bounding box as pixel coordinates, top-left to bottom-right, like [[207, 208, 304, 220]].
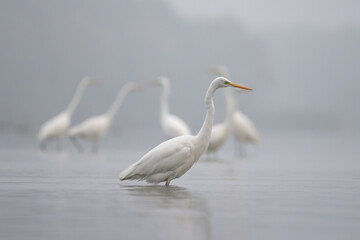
[[0, 131, 359, 240]]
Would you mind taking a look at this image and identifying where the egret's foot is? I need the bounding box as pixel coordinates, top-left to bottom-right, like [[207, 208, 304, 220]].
[[70, 137, 83, 153]]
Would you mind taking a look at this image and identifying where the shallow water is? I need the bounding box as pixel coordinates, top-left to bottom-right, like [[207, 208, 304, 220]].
[[0, 131, 359, 240]]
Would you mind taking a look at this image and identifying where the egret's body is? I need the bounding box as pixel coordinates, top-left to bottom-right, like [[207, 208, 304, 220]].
[[232, 111, 260, 144], [151, 77, 191, 139], [38, 113, 70, 143], [209, 66, 260, 154], [69, 116, 110, 142], [120, 77, 252, 186], [38, 77, 97, 151], [68, 83, 142, 152]]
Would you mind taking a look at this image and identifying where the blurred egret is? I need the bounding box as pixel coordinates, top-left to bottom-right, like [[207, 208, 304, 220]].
[[206, 87, 235, 154], [150, 77, 192, 139], [209, 66, 260, 155], [68, 82, 142, 153], [38, 77, 98, 151], [119, 77, 252, 186]]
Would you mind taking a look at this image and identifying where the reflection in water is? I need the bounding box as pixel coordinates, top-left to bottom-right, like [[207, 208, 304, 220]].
[[121, 185, 212, 240]]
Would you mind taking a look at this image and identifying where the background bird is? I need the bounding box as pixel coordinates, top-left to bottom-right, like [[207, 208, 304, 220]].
[[209, 66, 260, 155], [38, 77, 98, 151], [119, 77, 252, 186], [68, 82, 143, 153], [150, 77, 192, 139]]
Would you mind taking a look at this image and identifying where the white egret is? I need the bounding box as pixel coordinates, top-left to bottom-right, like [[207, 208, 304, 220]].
[[119, 77, 252, 186], [68, 82, 142, 153], [38, 77, 98, 151], [150, 77, 192, 139], [209, 66, 260, 155]]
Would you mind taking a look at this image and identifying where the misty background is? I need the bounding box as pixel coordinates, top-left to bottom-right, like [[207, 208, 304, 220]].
[[1, 0, 359, 145]]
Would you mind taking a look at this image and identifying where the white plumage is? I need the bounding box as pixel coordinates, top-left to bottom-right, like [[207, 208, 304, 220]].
[[120, 77, 252, 186], [151, 77, 191, 139], [38, 113, 70, 144], [38, 77, 98, 151], [119, 136, 196, 184], [232, 110, 260, 144], [161, 114, 191, 138], [68, 82, 142, 153], [209, 66, 261, 153]]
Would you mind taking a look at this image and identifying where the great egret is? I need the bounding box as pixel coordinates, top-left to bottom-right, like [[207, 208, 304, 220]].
[[68, 82, 142, 153], [150, 77, 192, 139], [209, 66, 260, 154], [38, 77, 98, 151], [119, 77, 252, 186]]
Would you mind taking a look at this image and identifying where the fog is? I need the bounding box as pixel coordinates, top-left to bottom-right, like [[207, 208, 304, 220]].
[[0, 0, 359, 137], [1, 2, 360, 239]]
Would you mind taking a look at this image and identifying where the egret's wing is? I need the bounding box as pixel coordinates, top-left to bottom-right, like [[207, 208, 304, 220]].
[[120, 137, 193, 180], [69, 115, 109, 137], [38, 113, 69, 140]]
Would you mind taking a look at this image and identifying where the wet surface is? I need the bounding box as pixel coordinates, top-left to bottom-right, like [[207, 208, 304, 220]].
[[0, 131, 359, 240]]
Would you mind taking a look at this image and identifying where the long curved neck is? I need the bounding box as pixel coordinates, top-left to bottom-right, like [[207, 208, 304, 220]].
[[195, 82, 218, 156], [64, 82, 87, 116], [160, 83, 170, 118], [106, 86, 131, 119]]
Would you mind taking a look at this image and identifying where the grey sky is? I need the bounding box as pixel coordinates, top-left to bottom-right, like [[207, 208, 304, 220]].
[[0, 0, 359, 136], [168, 0, 360, 31]]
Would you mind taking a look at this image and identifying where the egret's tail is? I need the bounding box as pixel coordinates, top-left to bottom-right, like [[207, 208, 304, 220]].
[[119, 163, 144, 181], [119, 165, 136, 181], [251, 132, 261, 144], [251, 130, 261, 144]]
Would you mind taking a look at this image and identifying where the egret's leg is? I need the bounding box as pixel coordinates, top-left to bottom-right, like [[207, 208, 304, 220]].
[[214, 151, 219, 160], [40, 141, 46, 151], [237, 142, 246, 157], [165, 179, 170, 186], [235, 141, 239, 156], [236, 141, 241, 156], [56, 138, 63, 152], [242, 144, 247, 156], [70, 137, 83, 153], [92, 142, 98, 154]]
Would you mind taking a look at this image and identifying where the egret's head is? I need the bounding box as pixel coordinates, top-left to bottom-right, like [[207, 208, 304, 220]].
[[208, 66, 229, 78], [149, 77, 169, 87], [130, 83, 143, 92], [215, 77, 252, 91], [121, 82, 144, 93], [82, 77, 99, 86]]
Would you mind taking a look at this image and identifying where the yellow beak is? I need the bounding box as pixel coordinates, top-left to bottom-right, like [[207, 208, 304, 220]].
[[229, 82, 253, 91]]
